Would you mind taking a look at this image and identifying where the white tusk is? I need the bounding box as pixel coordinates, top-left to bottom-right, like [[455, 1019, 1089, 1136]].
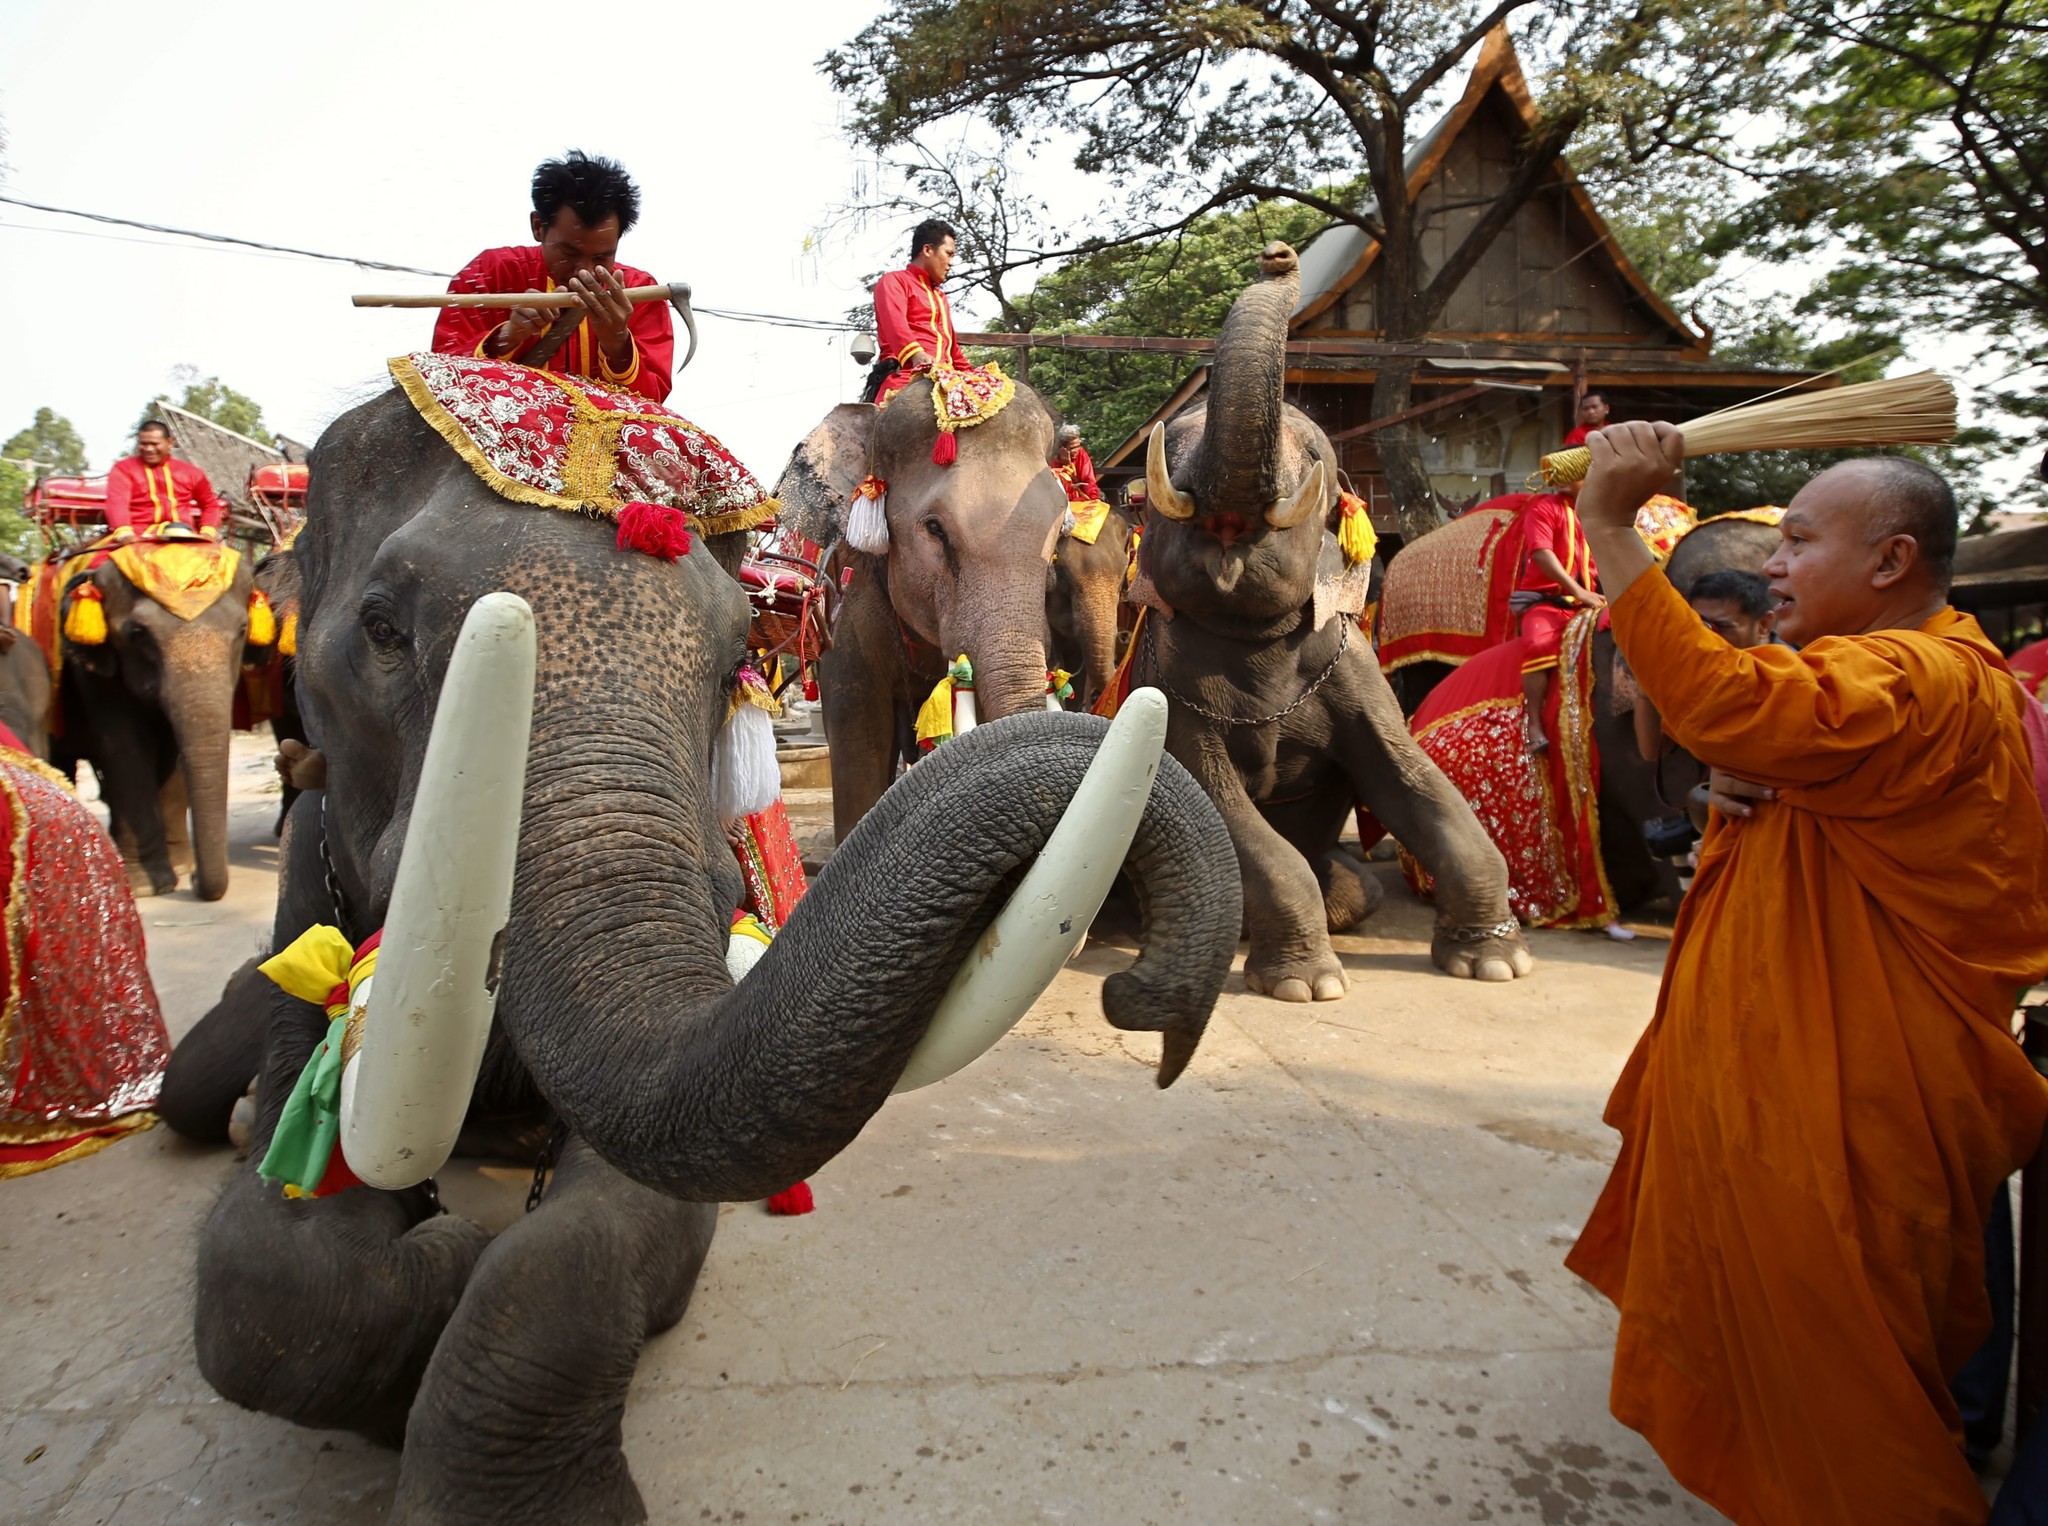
[[892, 687, 1168, 1093], [339, 592, 536, 1189], [1044, 693, 1063, 712], [1265, 458, 1326, 529], [953, 683, 978, 737], [1145, 424, 1195, 521]]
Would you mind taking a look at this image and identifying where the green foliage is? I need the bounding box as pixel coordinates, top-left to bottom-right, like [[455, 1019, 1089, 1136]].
[[978, 195, 1344, 452], [144, 367, 275, 447], [0, 408, 88, 560]]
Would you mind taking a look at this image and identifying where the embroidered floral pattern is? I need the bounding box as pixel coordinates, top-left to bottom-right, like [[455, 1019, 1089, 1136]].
[[389, 352, 776, 536]]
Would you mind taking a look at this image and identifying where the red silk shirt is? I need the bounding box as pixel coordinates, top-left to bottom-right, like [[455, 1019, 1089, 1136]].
[[1054, 445, 1101, 501], [103, 456, 224, 533], [1514, 491, 1597, 596], [431, 246, 675, 403], [872, 265, 967, 375]]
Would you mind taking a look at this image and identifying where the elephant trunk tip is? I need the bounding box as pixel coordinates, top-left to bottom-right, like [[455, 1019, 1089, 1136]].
[[1156, 1028, 1201, 1089], [1259, 242, 1299, 280]]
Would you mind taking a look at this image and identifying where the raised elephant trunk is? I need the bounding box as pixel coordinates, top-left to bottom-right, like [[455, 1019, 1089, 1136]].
[[162, 625, 242, 902], [1189, 242, 1301, 512], [501, 711, 1238, 1202]]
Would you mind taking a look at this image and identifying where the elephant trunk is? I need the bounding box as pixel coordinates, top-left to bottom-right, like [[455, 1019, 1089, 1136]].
[[954, 574, 1052, 722], [163, 631, 241, 902], [503, 712, 1239, 1202], [1191, 243, 1301, 512]]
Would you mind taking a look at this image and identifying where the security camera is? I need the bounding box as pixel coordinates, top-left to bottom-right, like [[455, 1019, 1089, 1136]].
[[850, 333, 879, 366]]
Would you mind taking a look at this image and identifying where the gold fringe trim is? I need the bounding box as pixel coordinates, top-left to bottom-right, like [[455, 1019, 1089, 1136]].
[[387, 356, 779, 538], [0, 1113, 157, 1177], [0, 757, 30, 1102]]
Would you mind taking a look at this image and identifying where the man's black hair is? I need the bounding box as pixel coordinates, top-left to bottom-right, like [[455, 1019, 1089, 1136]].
[[1580, 390, 1610, 408], [532, 151, 641, 235], [1860, 456, 1958, 589], [137, 419, 172, 438], [1688, 568, 1773, 618], [909, 219, 957, 261]]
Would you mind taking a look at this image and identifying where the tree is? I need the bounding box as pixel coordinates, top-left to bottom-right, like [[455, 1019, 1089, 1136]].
[[145, 367, 275, 447], [0, 408, 89, 559], [824, 0, 1780, 540]]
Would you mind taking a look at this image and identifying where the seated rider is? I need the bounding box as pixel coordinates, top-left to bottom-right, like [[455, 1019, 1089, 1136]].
[[867, 218, 967, 405], [1051, 425, 1102, 501], [1513, 482, 1604, 752], [103, 421, 224, 540], [432, 150, 674, 404]]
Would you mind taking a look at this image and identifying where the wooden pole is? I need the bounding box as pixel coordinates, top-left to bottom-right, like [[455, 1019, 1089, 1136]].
[[352, 285, 677, 310], [2020, 1006, 2048, 1436]]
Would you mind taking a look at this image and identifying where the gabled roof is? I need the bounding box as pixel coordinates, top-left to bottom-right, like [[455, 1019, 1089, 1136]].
[[1289, 26, 1702, 347], [152, 402, 283, 513]]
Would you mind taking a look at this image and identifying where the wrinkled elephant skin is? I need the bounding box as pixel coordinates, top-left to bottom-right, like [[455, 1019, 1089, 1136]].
[[166, 388, 1242, 1526]]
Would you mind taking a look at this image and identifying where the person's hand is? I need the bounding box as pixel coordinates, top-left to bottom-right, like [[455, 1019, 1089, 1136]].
[[1706, 767, 1774, 820], [567, 268, 635, 358], [1577, 420, 1685, 530], [901, 344, 932, 370], [200, 525, 220, 541], [275, 739, 326, 793], [1572, 586, 1608, 610], [487, 299, 549, 357]]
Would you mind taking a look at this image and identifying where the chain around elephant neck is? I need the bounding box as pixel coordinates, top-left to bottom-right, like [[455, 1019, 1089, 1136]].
[[319, 794, 353, 933], [1143, 614, 1349, 728]]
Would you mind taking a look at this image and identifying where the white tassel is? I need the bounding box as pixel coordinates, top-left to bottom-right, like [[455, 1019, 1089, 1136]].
[[845, 490, 890, 555], [712, 702, 781, 824]]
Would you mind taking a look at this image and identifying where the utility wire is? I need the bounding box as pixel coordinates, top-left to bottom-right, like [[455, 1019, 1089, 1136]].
[[0, 195, 861, 332]]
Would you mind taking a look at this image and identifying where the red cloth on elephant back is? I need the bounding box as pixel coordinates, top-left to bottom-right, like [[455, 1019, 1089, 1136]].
[[1400, 609, 1615, 929], [731, 800, 807, 935], [1374, 496, 1529, 675], [0, 731, 168, 1178]]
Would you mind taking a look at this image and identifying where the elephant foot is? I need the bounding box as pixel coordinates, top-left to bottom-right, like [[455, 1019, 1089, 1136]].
[[1244, 946, 1347, 1003], [142, 865, 178, 897], [1431, 919, 1535, 982], [1323, 853, 1385, 934]]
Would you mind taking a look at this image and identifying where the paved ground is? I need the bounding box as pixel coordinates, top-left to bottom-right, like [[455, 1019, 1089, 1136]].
[[2, 732, 1727, 1524]]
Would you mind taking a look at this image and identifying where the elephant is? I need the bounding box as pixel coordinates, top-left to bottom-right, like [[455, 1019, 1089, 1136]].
[[1379, 509, 1783, 911], [56, 544, 251, 898], [1048, 504, 1136, 707], [1136, 242, 1531, 1001], [246, 542, 309, 832], [160, 384, 1242, 1525], [776, 381, 1077, 841], [0, 624, 52, 759]]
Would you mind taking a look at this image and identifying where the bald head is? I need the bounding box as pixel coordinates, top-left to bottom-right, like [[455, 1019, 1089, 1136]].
[[1763, 456, 1958, 643], [1849, 457, 1957, 590]]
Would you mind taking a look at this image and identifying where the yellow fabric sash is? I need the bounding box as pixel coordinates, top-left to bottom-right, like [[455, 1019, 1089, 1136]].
[[1065, 499, 1112, 545]]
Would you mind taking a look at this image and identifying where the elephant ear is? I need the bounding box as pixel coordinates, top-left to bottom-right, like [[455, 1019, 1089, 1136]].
[[774, 403, 877, 551]]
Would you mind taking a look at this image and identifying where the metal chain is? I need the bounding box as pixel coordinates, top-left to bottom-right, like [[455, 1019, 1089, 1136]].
[[1144, 615, 1350, 729], [526, 1119, 570, 1213], [1436, 918, 1521, 943], [317, 794, 350, 932]]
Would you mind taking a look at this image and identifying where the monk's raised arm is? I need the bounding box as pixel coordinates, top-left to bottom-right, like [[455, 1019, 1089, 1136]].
[[1609, 569, 1914, 789]]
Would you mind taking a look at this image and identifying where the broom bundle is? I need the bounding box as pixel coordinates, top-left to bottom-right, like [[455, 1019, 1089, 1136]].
[[1537, 370, 1957, 487]]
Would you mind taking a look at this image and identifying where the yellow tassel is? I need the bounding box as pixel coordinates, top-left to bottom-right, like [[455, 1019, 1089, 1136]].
[[278, 612, 299, 657], [63, 588, 107, 646], [247, 591, 277, 646], [1337, 493, 1378, 566]]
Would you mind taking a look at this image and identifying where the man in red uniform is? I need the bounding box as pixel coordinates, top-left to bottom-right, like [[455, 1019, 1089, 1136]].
[[1052, 425, 1101, 501], [1514, 486, 1603, 751], [1562, 389, 1610, 448], [868, 219, 967, 405], [433, 151, 675, 404], [103, 421, 224, 538]]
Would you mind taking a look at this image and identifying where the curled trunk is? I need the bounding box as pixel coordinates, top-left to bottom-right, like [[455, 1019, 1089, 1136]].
[[1191, 246, 1301, 511], [504, 711, 1239, 1200]]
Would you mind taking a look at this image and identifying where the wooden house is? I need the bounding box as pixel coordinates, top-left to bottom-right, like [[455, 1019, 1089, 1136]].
[[1092, 30, 1819, 541]]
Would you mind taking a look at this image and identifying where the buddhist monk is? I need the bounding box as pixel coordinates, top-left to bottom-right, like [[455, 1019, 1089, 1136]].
[[1566, 421, 2048, 1526]]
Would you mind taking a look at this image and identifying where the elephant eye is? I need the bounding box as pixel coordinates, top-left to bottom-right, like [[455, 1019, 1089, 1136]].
[[923, 518, 947, 543], [361, 611, 404, 648]]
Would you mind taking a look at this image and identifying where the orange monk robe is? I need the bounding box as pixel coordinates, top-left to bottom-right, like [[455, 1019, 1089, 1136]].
[[1567, 568, 2048, 1526]]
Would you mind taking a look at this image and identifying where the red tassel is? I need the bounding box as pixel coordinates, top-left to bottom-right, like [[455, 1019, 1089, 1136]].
[[931, 430, 957, 467], [802, 674, 819, 701], [766, 1181, 815, 1215], [615, 500, 693, 561]]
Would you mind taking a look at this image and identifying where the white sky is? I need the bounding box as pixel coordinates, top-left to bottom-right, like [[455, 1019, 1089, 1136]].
[[0, 0, 930, 483]]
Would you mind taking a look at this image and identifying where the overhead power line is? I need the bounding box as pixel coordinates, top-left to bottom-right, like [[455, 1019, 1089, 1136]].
[[0, 195, 860, 332]]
